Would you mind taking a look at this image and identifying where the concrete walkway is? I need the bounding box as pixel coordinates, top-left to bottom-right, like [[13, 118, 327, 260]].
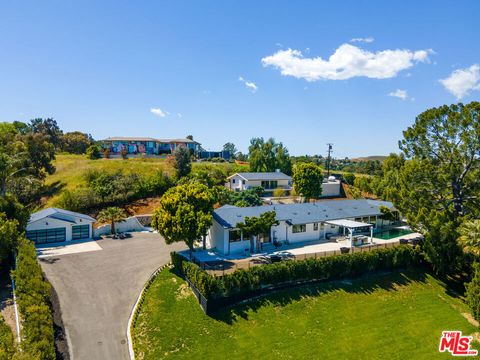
[[40, 233, 186, 360]]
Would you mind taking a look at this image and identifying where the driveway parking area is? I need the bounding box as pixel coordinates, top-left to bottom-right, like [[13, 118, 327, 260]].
[[40, 233, 186, 360]]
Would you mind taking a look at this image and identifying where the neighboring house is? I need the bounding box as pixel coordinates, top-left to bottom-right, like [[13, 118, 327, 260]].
[[227, 171, 342, 197], [101, 137, 202, 156], [208, 199, 399, 255], [26, 208, 96, 245], [227, 171, 293, 195]]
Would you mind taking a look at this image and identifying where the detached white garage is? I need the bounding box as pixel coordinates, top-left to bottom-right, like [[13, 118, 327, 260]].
[[26, 208, 96, 244]]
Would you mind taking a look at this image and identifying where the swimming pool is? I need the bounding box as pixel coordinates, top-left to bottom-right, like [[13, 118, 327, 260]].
[[374, 228, 413, 240]]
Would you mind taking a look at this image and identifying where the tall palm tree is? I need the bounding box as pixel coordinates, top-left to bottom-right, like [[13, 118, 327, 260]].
[[458, 220, 480, 257], [97, 207, 127, 235]]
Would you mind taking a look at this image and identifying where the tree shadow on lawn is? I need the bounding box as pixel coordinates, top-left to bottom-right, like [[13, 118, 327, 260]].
[[41, 180, 65, 198], [212, 268, 429, 325]]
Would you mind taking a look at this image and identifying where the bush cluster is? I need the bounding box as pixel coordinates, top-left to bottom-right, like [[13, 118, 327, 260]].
[[466, 263, 480, 321], [172, 245, 421, 302], [14, 238, 55, 359], [56, 169, 174, 213], [0, 317, 15, 360]]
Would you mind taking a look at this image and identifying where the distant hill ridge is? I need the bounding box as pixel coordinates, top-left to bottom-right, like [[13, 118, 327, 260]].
[[350, 155, 388, 162]]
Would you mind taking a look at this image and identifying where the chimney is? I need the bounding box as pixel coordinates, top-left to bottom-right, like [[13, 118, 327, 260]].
[[275, 169, 280, 173]]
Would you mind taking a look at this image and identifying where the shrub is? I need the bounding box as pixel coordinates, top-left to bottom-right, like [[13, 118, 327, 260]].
[[55, 188, 97, 213], [0, 317, 15, 360], [86, 145, 102, 160], [273, 188, 286, 197], [466, 263, 480, 321], [174, 245, 421, 303], [14, 238, 55, 359], [343, 173, 356, 185]]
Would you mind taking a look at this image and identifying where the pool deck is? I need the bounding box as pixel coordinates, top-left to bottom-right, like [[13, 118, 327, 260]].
[[188, 231, 422, 265]]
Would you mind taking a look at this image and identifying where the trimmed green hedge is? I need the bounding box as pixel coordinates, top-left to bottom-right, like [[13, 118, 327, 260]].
[[172, 245, 422, 302], [0, 317, 15, 360], [14, 238, 55, 359]]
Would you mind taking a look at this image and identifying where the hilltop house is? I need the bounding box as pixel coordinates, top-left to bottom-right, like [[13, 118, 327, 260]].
[[208, 199, 398, 255], [227, 171, 293, 195], [227, 171, 342, 197], [101, 137, 201, 156], [26, 208, 96, 244]]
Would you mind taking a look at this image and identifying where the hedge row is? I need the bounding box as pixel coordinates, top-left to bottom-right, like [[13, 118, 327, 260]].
[[14, 238, 55, 359], [172, 245, 422, 301], [0, 317, 15, 360]]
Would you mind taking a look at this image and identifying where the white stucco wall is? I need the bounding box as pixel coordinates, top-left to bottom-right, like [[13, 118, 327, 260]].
[[209, 219, 228, 253], [94, 216, 146, 237], [321, 181, 341, 197]]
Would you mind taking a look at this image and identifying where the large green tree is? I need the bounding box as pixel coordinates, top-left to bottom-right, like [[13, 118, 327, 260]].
[[0, 213, 20, 264], [236, 211, 278, 253], [29, 118, 63, 150], [62, 131, 94, 154], [173, 145, 192, 179], [292, 162, 323, 201], [248, 137, 292, 175], [458, 220, 480, 257], [222, 142, 237, 159], [396, 102, 480, 273], [152, 183, 215, 253], [0, 123, 55, 201]]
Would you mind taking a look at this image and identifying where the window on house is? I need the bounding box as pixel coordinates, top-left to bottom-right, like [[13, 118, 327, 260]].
[[320, 222, 324, 230], [313, 223, 319, 231], [229, 230, 241, 242], [292, 224, 306, 233], [232, 179, 235, 183]]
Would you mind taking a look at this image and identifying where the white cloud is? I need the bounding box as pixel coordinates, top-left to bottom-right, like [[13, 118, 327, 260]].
[[261, 44, 433, 81], [388, 89, 408, 100], [238, 76, 258, 92], [439, 64, 480, 99], [350, 37, 375, 43], [177, 113, 182, 118], [150, 108, 168, 117]]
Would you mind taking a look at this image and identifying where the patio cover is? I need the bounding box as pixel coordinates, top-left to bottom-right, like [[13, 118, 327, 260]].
[[324, 219, 373, 247], [324, 219, 372, 228]]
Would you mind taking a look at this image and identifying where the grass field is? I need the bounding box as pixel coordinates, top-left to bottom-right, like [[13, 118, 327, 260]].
[[133, 268, 478, 360]]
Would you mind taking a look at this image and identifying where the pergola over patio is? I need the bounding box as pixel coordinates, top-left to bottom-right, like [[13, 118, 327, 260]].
[[324, 219, 374, 247]]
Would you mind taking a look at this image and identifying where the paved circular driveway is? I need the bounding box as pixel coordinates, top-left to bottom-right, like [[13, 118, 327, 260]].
[[40, 233, 186, 360]]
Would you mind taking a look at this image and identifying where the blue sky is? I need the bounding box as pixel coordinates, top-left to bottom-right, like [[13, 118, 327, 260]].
[[1, 1, 479, 157]]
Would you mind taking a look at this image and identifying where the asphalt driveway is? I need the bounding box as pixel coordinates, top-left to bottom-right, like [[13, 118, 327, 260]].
[[40, 233, 186, 360]]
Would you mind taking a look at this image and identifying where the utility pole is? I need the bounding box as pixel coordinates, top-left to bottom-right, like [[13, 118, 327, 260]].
[[326, 143, 333, 177]]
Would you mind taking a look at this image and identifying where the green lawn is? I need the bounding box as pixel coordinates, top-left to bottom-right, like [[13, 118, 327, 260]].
[[133, 268, 478, 359]]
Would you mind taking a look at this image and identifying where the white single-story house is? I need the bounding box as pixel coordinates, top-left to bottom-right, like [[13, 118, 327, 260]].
[[208, 199, 399, 255], [227, 171, 341, 197], [26, 208, 96, 245], [227, 171, 293, 194]]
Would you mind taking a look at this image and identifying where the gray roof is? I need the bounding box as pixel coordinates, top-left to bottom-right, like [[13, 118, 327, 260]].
[[103, 137, 158, 142], [230, 172, 292, 181], [102, 137, 201, 145], [213, 199, 395, 229], [29, 208, 96, 225], [157, 138, 200, 144]]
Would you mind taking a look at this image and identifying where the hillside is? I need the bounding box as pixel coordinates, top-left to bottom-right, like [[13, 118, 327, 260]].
[[350, 155, 388, 162], [42, 154, 248, 211]]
